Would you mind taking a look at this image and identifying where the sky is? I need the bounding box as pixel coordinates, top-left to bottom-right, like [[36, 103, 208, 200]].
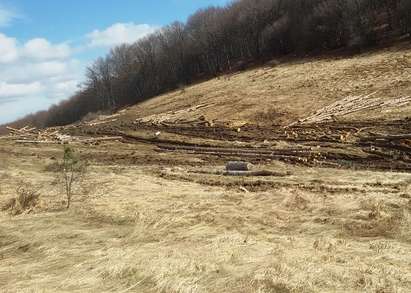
[[0, 0, 229, 124]]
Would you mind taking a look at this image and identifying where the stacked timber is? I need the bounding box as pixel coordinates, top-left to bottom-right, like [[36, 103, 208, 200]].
[[2, 126, 123, 145], [293, 93, 411, 125]]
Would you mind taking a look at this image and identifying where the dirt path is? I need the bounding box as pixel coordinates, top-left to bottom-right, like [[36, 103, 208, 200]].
[[62, 117, 411, 172]]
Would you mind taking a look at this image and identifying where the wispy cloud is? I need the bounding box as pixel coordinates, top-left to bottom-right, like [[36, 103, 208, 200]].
[[0, 4, 19, 27]]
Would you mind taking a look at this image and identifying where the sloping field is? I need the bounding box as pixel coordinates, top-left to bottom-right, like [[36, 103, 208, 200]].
[[125, 43, 411, 126]]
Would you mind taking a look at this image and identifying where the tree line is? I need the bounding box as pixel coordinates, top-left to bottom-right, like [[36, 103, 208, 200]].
[[5, 0, 411, 129]]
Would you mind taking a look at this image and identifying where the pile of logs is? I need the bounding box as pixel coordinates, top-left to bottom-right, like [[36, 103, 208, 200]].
[[135, 104, 215, 127], [2, 126, 123, 145], [294, 93, 411, 125], [87, 113, 121, 127]]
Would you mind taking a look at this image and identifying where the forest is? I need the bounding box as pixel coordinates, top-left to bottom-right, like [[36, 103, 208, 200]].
[[5, 0, 411, 129]]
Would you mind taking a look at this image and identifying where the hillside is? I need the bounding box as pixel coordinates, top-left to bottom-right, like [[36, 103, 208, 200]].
[[10, 44, 399, 174], [3, 43, 411, 135], [5, 0, 411, 130], [96, 43, 411, 129]]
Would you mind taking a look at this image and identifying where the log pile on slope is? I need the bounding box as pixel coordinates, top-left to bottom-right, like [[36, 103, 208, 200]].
[[86, 113, 122, 127], [288, 92, 411, 150], [134, 104, 216, 127], [293, 93, 411, 125]]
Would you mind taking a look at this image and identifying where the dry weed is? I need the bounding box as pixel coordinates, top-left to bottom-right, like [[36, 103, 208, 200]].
[[281, 192, 310, 211], [343, 199, 405, 238], [1, 182, 41, 215]]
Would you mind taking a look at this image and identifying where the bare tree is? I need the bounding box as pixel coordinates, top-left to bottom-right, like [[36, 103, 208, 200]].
[[399, 0, 411, 34]]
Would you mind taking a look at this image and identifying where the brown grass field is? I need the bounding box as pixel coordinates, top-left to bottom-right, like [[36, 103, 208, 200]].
[[1, 44, 411, 292]]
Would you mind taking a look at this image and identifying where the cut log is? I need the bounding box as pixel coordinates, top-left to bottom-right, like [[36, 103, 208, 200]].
[[6, 126, 24, 133], [226, 161, 253, 171], [15, 140, 61, 144], [223, 170, 289, 177], [81, 136, 123, 143], [240, 186, 250, 193]]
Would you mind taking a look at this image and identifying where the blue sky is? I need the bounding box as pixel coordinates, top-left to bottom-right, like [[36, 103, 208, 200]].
[[0, 0, 229, 124]]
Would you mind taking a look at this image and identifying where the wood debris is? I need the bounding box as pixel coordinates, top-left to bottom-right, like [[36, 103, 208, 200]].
[[222, 170, 289, 177], [135, 104, 215, 126], [292, 93, 411, 125], [88, 119, 118, 127], [3, 126, 123, 145]]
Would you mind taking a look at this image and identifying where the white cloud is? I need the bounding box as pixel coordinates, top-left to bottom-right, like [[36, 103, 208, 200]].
[[87, 22, 158, 48], [0, 34, 72, 65], [0, 22, 160, 124], [22, 38, 71, 60], [0, 33, 83, 124], [0, 33, 18, 63], [0, 5, 18, 27]]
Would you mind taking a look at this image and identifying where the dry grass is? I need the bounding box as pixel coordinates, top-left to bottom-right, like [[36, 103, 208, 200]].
[[1, 142, 411, 292]]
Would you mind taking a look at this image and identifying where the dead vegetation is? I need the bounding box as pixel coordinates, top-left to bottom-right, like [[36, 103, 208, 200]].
[[1, 182, 41, 215], [343, 200, 408, 238], [4, 125, 122, 145]]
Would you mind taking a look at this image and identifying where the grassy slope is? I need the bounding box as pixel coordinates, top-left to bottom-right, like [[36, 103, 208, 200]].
[[125, 43, 411, 126]]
